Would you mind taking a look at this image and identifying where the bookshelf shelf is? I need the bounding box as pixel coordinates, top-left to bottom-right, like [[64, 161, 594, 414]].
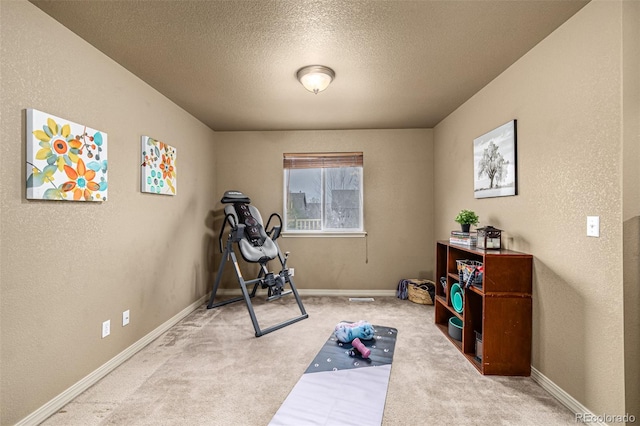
[[435, 240, 533, 376]]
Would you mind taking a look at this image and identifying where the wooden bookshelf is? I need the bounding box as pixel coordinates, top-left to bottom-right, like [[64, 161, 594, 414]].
[[435, 240, 532, 376]]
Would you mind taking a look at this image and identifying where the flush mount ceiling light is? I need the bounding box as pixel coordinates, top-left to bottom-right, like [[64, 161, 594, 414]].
[[296, 65, 335, 94]]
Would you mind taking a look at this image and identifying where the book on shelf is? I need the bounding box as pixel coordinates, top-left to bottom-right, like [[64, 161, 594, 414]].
[[450, 236, 477, 246], [451, 230, 477, 237], [450, 230, 477, 240]]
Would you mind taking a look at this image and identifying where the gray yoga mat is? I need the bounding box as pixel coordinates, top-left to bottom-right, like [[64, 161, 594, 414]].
[[270, 324, 398, 426]]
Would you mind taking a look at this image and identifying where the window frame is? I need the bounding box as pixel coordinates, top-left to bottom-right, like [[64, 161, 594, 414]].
[[282, 152, 365, 237]]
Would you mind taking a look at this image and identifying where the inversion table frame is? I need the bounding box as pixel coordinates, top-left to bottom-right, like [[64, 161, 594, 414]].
[[207, 210, 308, 337]]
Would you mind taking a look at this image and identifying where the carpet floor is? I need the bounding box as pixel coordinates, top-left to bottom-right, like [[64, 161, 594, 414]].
[[42, 296, 576, 425]]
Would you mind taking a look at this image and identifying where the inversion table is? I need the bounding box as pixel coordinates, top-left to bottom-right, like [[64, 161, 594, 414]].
[[207, 190, 308, 336]]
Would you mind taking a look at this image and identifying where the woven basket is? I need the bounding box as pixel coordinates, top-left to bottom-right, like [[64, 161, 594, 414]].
[[407, 280, 435, 305]]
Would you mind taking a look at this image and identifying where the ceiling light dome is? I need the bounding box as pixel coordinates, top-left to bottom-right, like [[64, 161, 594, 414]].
[[296, 65, 335, 94]]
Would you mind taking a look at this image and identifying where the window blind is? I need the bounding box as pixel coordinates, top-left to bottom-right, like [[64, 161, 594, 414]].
[[283, 152, 363, 169]]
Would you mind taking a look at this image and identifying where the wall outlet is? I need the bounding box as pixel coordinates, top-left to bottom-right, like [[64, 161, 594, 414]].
[[122, 310, 130, 326], [289, 267, 295, 277], [102, 320, 111, 338]]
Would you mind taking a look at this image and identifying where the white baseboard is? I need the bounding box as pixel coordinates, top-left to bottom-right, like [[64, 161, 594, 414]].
[[299, 289, 397, 297], [530, 366, 606, 425], [216, 288, 397, 297], [16, 295, 209, 426]]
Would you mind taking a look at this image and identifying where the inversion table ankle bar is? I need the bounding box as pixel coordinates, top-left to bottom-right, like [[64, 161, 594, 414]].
[[207, 190, 308, 337]]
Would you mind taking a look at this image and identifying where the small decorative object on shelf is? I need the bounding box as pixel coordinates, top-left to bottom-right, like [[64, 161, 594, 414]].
[[454, 209, 479, 233], [477, 226, 502, 249]]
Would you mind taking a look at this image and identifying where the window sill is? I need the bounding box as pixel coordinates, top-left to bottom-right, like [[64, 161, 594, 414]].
[[282, 231, 367, 238]]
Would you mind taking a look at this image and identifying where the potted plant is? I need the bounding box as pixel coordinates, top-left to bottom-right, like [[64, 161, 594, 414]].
[[454, 209, 479, 233]]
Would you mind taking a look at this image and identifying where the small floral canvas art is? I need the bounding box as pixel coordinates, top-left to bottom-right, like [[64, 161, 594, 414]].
[[26, 109, 108, 201], [141, 136, 177, 195]]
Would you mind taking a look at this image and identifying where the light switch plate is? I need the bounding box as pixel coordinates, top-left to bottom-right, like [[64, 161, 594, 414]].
[[587, 216, 599, 237]]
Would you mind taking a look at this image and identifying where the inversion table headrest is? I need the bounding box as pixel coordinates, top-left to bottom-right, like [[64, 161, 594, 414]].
[[221, 190, 251, 204]]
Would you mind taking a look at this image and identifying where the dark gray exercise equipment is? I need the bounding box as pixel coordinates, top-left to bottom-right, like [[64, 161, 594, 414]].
[[207, 190, 308, 337]]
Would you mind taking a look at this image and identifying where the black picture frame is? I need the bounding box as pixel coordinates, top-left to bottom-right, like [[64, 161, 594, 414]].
[[473, 120, 517, 198]]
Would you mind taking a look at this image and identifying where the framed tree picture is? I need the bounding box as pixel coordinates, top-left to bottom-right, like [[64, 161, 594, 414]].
[[473, 120, 517, 199]]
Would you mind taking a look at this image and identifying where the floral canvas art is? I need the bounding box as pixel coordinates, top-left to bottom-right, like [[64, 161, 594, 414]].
[[26, 109, 108, 201], [141, 136, 177, 195]]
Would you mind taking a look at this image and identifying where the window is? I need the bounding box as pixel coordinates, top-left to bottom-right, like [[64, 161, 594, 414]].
[[283, 152, 364, 233]]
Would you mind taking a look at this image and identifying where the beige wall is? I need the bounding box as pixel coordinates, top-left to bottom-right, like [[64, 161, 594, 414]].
[[623, 0, 640, 420], [434, 0, 633, 418], [0, 2, 217, 424], [214, 129, 434, 291], [2, 0, 638, 424]]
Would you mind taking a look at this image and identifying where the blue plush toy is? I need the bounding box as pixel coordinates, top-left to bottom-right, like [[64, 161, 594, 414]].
[[334, 320, 375, 343]]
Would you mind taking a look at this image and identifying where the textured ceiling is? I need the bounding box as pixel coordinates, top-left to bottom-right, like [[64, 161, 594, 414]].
[[30, 0, 589, 131]]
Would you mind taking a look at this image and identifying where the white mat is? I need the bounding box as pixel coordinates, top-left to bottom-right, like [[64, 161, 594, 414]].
[[270, 365, 391, 426]]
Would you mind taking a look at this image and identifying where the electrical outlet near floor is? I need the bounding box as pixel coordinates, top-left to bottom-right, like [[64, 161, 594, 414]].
[[102, 320, 110, 338], [122, 310, 130, 326], [289, 268, 295, 277]]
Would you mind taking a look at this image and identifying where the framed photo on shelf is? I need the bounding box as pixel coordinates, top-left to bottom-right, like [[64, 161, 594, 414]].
[[473, 119, 517, 199]]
